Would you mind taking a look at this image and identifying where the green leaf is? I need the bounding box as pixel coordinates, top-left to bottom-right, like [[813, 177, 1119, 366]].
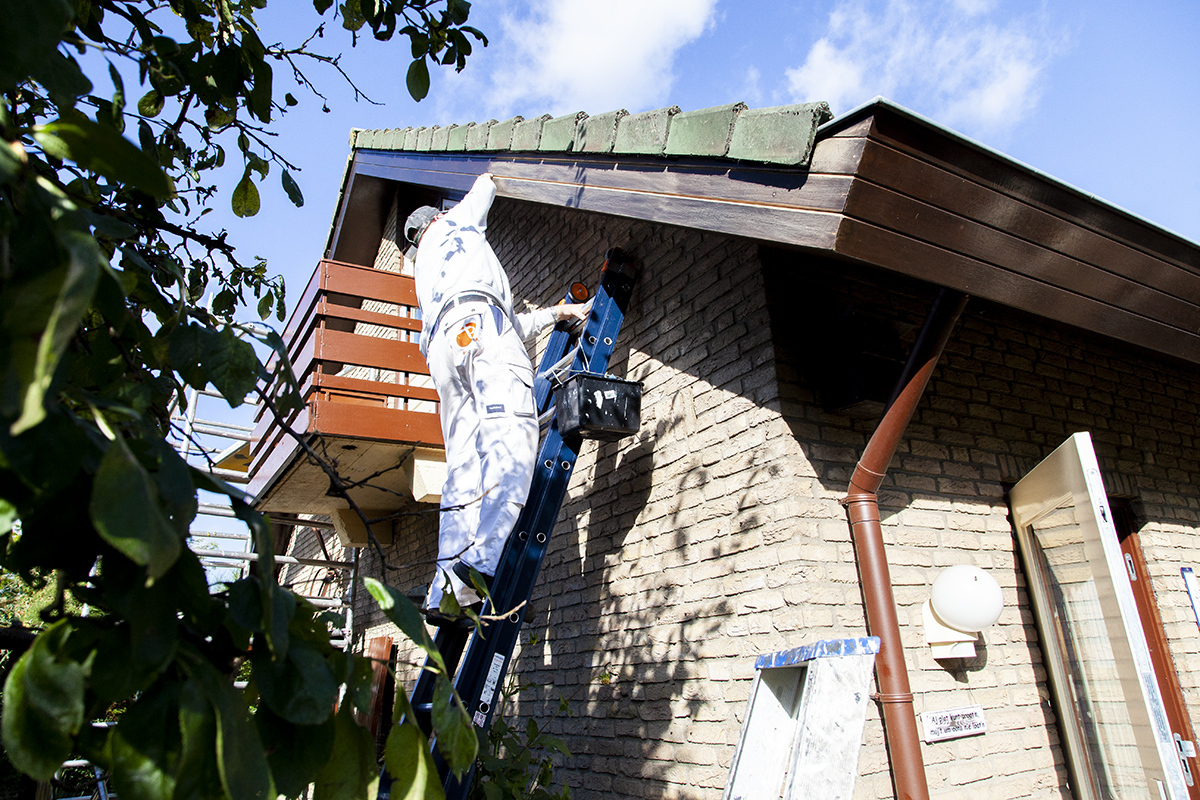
[[253, 640, 338, 726], [231, 501, 290, 658], [33, 117, 171, 198], [0, 498, 18, 536], [1, 621, 89, 781], [109, 682, 181, 800], [0, 0, 73, 90], [340, 0, 366, 31], [168, 322, 263, 407], [231, 169, 260, 217], [205, 104, 234, 130], [384, 723, 443, 800], [34, 50, 94, 101], [138, 89, 165, 118], [109, 61, 125, 112], [431, 675, 477, 778], [246, 151, 269, 178], [89, 435, 182, 581], [175, 680, 224, 800], [255, 706, 336, 797], [249, 57, 273, 123], [363, 578, 443, 672], [281, 169, 303, 207], [342, 653, 376, 717], [406, 57, 430, 101], [314, 0, 333, 12], [181, 650, 276, 800], [7, 230, 102, 435], [313, 702, 378, 800]]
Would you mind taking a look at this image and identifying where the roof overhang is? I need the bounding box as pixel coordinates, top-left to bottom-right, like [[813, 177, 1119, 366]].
[[329, 99, 1200, 365]]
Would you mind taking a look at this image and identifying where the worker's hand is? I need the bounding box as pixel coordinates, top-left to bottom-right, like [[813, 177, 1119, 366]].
[[555, 299, 592, 323]]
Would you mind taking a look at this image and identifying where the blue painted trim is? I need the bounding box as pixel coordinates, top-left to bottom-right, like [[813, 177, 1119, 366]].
[[755, 637, 881, 670]]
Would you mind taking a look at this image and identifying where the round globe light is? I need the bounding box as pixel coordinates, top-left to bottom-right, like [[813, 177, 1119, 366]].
[[930, 565, 1004, 633]]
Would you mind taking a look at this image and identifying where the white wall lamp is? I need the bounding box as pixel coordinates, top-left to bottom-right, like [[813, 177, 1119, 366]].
[[923, 565, 1004, 659]]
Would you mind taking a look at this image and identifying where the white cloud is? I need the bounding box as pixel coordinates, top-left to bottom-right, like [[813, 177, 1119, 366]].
[[482, 0, 718, 118], [785, 0, 1061, 137]]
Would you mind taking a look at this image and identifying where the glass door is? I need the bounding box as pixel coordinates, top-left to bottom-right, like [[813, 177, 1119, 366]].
[[1009, 432, 1188, 799]]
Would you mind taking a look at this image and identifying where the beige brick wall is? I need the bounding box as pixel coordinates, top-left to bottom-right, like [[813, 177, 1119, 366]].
[[349, 194, 1200, 800]]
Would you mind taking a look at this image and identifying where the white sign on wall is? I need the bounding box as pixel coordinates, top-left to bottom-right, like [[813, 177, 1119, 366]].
[[921, 705, 987, 743]]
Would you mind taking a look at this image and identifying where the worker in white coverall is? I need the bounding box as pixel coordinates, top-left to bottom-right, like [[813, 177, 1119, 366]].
[[405, 173, 589, 624]]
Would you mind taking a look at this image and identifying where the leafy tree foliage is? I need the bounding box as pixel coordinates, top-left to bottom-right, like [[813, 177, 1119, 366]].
[[0, 0, 485, 796]]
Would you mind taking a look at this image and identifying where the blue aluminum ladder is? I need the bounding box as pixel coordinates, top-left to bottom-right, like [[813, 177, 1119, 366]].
[[382, 248, 639, 799]]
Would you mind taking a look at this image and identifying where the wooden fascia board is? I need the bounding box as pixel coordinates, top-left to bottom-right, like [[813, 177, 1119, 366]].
[[834, 217, 1200, 364], [350, 150, 847, 251], [862, 103, 1200, 273], [837, 106, 1200, 364]]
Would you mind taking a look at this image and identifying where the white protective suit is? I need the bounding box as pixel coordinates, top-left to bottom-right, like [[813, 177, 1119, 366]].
[[414, 174, 556, 609]]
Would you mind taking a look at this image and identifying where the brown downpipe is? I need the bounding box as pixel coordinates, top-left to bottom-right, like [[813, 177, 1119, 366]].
[[841, 288, 968, 800]]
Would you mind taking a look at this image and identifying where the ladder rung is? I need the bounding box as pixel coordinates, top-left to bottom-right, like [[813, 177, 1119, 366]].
[[193, 549, 353, 569], [193, 468, 249, 483], [190, 530, 252, 542], [192, 418, 255, 433], [197, 503, 236, 518]]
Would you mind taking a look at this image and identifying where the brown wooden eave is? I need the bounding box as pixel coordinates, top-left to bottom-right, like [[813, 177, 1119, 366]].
[[338, 99, 1200, 365], [830, 103, 1200, 365]]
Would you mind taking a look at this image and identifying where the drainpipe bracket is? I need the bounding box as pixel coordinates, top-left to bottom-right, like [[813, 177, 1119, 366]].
[[871, 692, 915, 705]]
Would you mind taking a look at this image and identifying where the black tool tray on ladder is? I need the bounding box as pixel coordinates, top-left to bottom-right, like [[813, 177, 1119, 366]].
[[381, 248, 640, 800]]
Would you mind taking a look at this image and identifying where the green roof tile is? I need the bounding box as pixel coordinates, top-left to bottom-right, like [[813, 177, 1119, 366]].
[[511, 114, 552, 151], [447, 123, 470, 151], [431, 124, 454, 150], [349, 101, 830, 166], [727, 103, 832, 166], [487, 116, 524, 150], [576, 109, 628, 154], [540, 112, 586, 152], [614, 106, 679, 155], [665, 102, 746, 158], [466, 120, 496, 151], [416, 126, 435, 151]]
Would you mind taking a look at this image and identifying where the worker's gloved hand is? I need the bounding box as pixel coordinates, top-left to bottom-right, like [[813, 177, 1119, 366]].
[[555, 299, 592, 323]]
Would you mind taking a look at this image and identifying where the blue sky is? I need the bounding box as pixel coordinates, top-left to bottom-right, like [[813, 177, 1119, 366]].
[[209, 0, 1200, 306]]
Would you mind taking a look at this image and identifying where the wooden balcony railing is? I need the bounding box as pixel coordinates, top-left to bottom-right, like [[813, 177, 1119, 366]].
[[246, 258, 443, 504]]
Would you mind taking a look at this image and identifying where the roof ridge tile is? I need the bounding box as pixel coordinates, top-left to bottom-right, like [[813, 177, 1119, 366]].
[[576, 109, 629, 154], [539, 111, 587, 152], [665, 101, 747, 158], [614, 106, 680, 156]]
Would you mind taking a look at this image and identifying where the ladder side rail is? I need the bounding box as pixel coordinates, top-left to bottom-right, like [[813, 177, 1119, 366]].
[[440, 261, 636, 796], [433, 425, 580, 798], [405, 284, 587, 735]]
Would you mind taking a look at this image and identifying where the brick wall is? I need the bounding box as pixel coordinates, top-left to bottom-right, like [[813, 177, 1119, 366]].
[[354, 193, 1200, 799]]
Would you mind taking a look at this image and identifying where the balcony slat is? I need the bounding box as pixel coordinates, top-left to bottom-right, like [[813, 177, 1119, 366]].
[[317, 329, 428, 374], [313, 373, 440, 403], [322, 260, 418, 306], [310, 398, 442, 444], [319, 300, 423, 334]]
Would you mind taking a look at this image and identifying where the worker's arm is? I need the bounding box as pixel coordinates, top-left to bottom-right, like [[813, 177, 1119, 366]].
[[513, 300, 592, 341], [446, 172, 497, 230]]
